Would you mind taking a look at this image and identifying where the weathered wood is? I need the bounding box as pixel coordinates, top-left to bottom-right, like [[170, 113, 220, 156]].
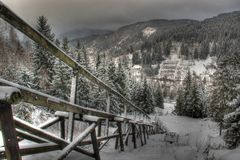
[[146, 126, 149, 139], [38, 117, 60, 129], [97, 120, 102, 137], [131, 123, 137, 149], [59, 117, 65, 139], [16, 129, 47, 143], [0, 143, 61, 158], [90, 127, 101, 160], [124, 126, 131, 146], [142, 125, 147, 145], [0, 2, 150, 119], [14, 117, 94, 157], [138, 125, 144, 146], [0, 78, 116, 119], [0, 103, 21, 160], [114, 136, 119, 150], [105, 92, 110, 136], [54, 122, 97, 160], [67, 75, 78, 142], [117, 122, 124, 151]]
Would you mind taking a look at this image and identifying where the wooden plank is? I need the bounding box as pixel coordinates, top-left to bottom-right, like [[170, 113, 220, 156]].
[[97, 120, 102, 137], [54, 123, 97, 160], [59, 117, 65, 139], [131, 124, 137, 149], [124, 126, 131, 146], [14, 117, 93, 157], [16, 129, 47, 143], [117, 122, 124, 151], [0, 2, 150, 119], [0, 103, 21, 160], [90, 127, 101, 160], [143, 125, 147, 145], [38, 117, 60, 129], [0, 78, 116, 119], [0, 143, 61, 158], [67, 75, 78, 142], [105, 92, 110, 136], [138, 125, 144, 146]]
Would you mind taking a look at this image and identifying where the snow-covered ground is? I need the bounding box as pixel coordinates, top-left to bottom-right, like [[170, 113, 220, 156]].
[[1, 102, 240, 160]]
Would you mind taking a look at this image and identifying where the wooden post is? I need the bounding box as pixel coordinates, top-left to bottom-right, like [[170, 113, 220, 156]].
[[146, 126, 149, 139], [0, 103, 21, 160], [123, 105, 127, 132], [117, 122, 124, 151], [91, 127, 101, 160], [59, 117, 65, 139], [143, 125, 147, 144], [105, 92, 110, 136], [68, 74, 78, 142], [139, 125, 144, 146], [114, 136, 119, 150], [131, 124, 137, 149], [97, 120, 102, 137]]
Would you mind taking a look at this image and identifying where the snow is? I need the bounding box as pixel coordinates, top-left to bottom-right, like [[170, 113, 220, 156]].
[[209, 148, 240, 160], [142, 27, 156, 38], [0, 86, 21, 102], [190, 57, 213, 75]]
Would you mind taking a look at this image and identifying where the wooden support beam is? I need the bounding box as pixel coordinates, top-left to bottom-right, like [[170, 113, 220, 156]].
[[54, 122, 97, 160], [146, 126, 149, 139], [117, 122, 124, 151], [97, 120, 102, 137], [59, 117, 65, 139], [67, 75, 78, 142], [38, 117, 60, 129], [90, 126, 101, 160], [124, 125, 131, 146], [105, 92, 110, 136], [143, 125, 147, 145], [14, 117, 94, 157], [0, 143, 61, 158], [131, 124, 137, 149], [0, 103, 21, 160], [138, 125, 144, 146], [16, 129, 47, 143]]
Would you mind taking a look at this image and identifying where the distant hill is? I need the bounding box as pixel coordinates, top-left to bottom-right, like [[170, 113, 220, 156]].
[[66, 10, 240, 59]]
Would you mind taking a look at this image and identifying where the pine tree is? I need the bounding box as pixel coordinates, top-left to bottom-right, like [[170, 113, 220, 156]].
[[209, 54, 238, 135], [223, 100, 240, 148], [154, 85, 164, 109], [175, 88, 184, 115], [52, 37, 71, 100], [33, 16, 55, 93], [140, 79, 154, 114], [183, 70, 193, 116], [190, 74, 204, 118], [75, 41, 91, 106]]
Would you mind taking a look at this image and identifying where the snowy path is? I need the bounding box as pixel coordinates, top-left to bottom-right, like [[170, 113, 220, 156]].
[[24, 134, 200, 160]]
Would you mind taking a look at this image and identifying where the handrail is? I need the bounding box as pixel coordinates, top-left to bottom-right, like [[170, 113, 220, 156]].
[[0, 78, 120, 119], [0, 2, 150, 119]]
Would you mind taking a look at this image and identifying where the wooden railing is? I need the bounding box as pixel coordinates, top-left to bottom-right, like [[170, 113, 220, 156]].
[[0, 2, 158, 160]]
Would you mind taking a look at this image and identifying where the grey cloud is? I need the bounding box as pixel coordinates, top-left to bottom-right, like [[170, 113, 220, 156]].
[[2, 0, 240, 34]]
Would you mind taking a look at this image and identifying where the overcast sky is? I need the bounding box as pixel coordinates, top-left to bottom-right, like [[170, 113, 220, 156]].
[[2, 0, 240, 34]]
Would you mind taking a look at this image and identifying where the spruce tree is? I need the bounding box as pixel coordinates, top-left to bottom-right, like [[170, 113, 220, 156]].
[[154, 85, 164, 109], [141, 79, 154, 114], [52, 38, 71, 100], [209, 54, 238, 135], [33, 16, 55, 93]]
